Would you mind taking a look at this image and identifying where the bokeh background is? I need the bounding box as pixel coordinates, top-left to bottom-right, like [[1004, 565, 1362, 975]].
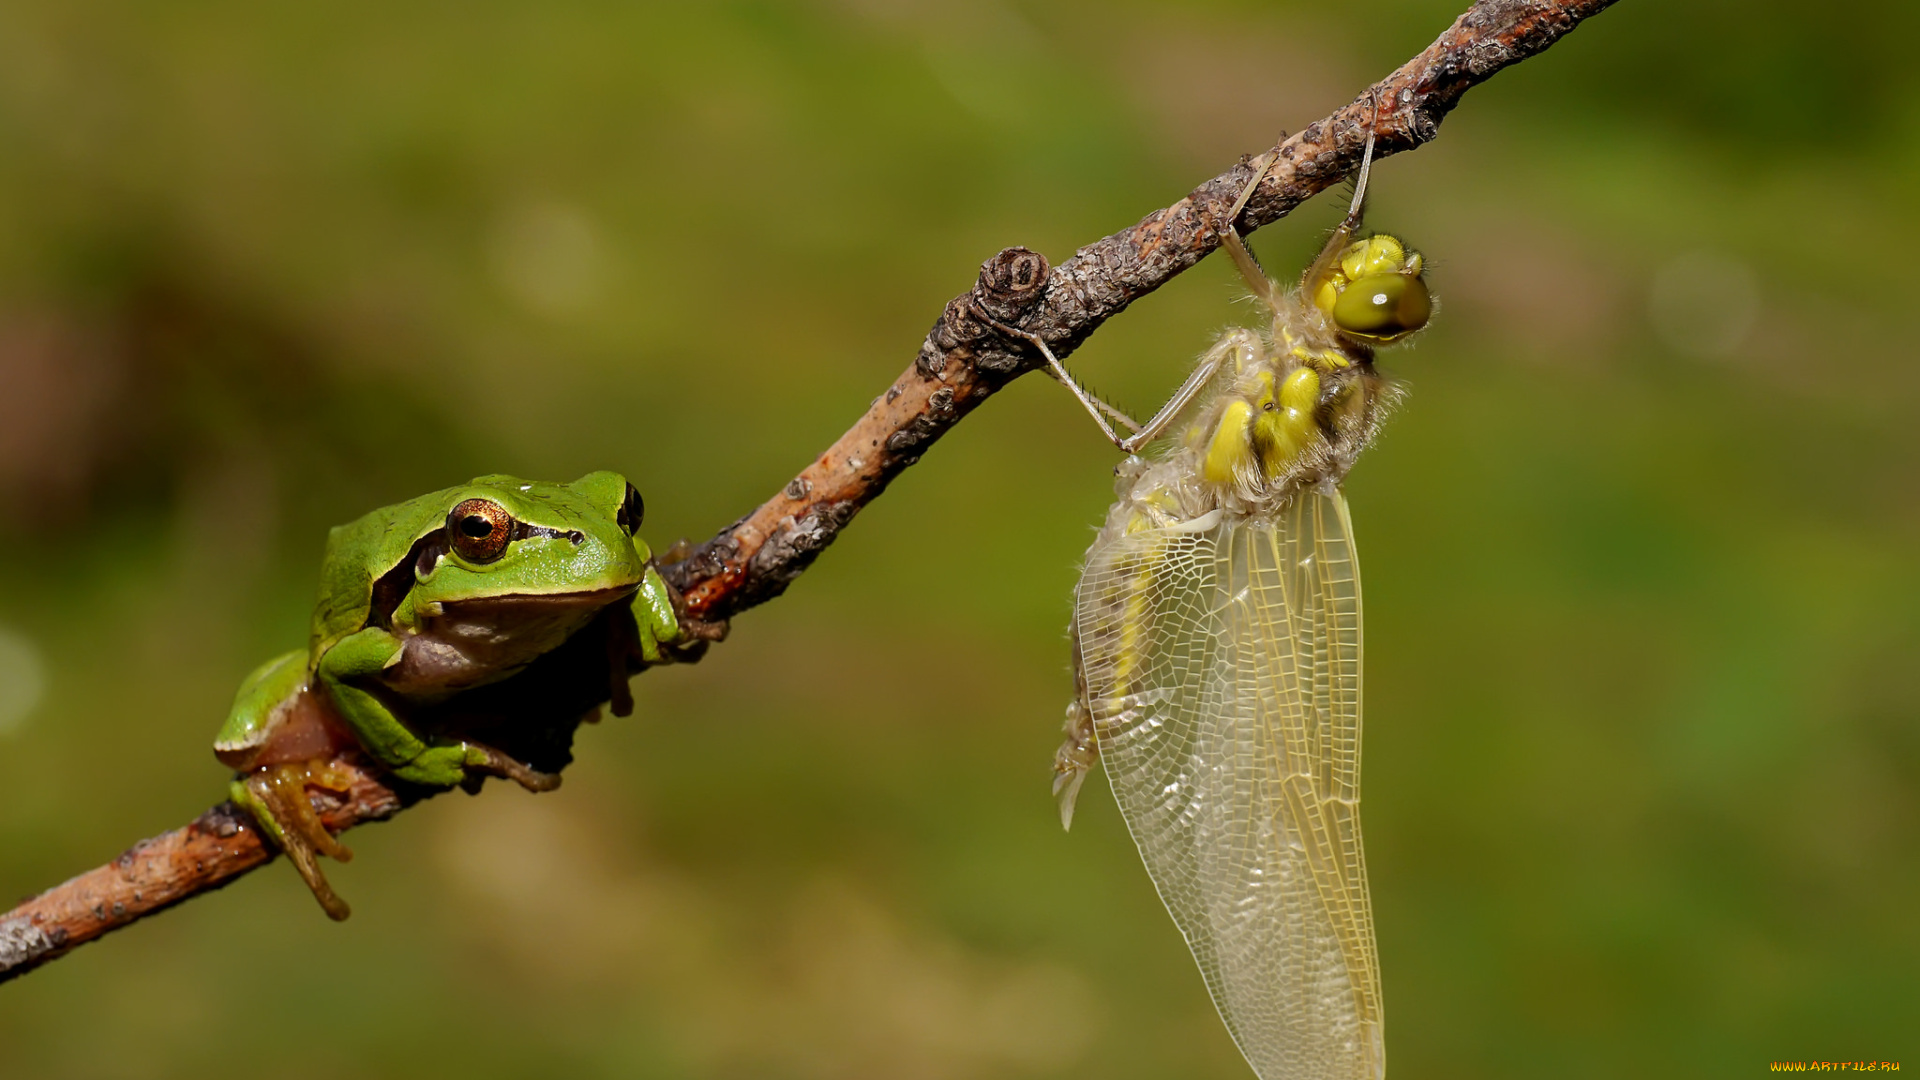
[[2, 1, 1915, 1076]]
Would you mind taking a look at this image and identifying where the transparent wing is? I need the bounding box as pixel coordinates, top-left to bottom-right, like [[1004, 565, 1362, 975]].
[[1072, 492, 1381, 1080]]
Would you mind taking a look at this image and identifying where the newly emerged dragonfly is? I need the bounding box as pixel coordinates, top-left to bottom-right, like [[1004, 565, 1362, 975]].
[[1031, 126, 1431, 1080]]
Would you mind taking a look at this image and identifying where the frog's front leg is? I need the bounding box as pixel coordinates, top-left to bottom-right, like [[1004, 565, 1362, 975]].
[[631, 565, 683, 664], [318, 627, 562, 793], [600, 568, 689, 718]]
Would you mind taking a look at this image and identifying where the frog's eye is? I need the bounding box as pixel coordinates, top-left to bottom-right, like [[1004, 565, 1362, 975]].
[[1332, 273, 1433, 342], [616, 482, 645, 535], [447, 498, 513, 563]]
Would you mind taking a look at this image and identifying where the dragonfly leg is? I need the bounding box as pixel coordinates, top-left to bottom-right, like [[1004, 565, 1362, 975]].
[[1304, 92, 1382, 290], [978, 287, 1231, 455], [1220, 152, 1280, 310], [1337, 89, 1382, 235], [972, 305, 1139, 452]]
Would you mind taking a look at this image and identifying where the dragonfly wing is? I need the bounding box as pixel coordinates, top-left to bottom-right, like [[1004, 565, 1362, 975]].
[[1073, 491, 1381, 1080]]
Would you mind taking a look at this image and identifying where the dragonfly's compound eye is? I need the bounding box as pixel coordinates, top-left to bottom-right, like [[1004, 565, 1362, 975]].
[[1340, 235, 1410, 280], [1332, 273, 1432, 342]]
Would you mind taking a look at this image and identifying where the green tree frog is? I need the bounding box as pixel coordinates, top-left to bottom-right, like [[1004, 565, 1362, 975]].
[[214, 471, 681, 919]]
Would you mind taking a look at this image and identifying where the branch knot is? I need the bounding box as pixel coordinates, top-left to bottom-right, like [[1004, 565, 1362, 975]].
[[976, 246, 1050, 322]]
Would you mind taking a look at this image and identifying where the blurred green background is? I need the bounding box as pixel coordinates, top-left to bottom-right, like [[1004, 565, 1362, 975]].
[[1, 1, 1915, 1076]]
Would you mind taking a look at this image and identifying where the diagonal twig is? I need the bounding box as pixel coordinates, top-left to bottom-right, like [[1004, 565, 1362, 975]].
[[0, 0, 1619, 986]]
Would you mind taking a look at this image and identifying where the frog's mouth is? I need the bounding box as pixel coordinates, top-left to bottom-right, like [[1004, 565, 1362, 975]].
[[385, 584, 640, 697], [428, 583, 639, 618]]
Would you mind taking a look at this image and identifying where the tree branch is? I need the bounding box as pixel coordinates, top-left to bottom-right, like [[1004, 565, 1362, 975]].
[[0, 0, 1618, 986]]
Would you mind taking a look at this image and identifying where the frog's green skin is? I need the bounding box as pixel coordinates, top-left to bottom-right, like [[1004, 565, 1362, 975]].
[[214, 471, 680, 918]]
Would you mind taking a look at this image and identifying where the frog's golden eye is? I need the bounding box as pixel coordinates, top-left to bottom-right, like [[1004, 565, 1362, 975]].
[[1332, 273, 1432, 342], [447, 498, 513, 563], [616, 481, 645, 535]]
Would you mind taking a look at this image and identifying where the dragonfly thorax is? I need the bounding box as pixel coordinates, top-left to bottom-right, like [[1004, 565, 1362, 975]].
[[1147, 311, 1391, 519], [1141, 231, 1430, 519]]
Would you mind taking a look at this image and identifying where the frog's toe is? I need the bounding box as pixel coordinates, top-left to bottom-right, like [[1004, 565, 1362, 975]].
[[232, 760, 357, 921], [463, 742, 563, 793]]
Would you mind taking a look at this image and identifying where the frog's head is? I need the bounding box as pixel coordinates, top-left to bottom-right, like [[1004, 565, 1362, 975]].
[[408, 471, 651, 608]]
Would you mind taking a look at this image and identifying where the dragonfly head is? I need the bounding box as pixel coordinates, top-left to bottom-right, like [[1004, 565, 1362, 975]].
[[1313, 234, 1432, 345]]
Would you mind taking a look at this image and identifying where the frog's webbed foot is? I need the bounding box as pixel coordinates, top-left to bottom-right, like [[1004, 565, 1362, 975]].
[[650, 564, 728, 666], [231, 759, 357, 921], [659, 616, 726, 665], [1053, 700, 1098, 831]]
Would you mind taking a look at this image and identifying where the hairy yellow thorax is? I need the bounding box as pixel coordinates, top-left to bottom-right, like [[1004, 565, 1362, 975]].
[[1181, 232, 1430, 500]]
